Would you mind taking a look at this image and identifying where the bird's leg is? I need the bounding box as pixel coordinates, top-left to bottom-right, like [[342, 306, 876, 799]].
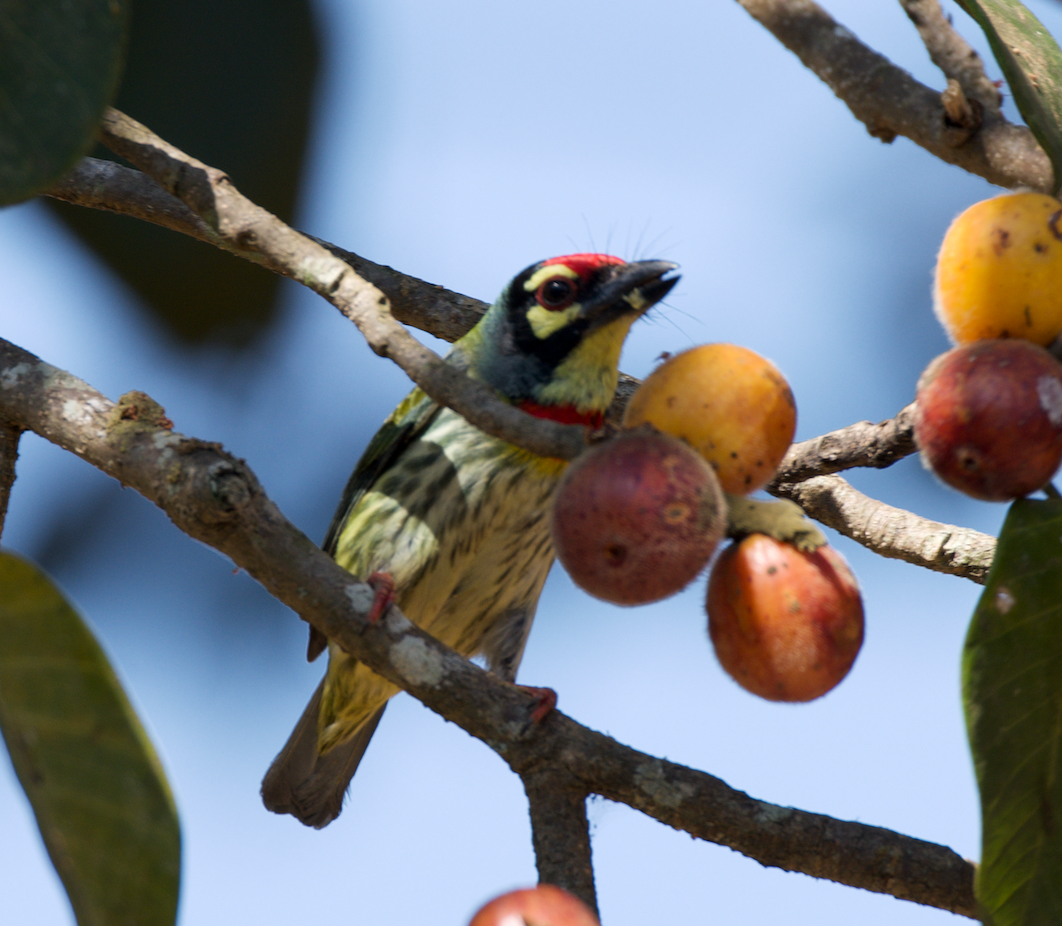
[[517, 686, 558, 724], [365, 571, 396, 622]]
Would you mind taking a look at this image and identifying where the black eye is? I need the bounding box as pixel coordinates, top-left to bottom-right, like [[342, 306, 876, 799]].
[[536, 276, 577, 310]]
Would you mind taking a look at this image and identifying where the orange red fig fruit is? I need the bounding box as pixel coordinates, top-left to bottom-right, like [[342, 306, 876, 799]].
[[468, 885, 600, 926], [707, 534, 864, 702]]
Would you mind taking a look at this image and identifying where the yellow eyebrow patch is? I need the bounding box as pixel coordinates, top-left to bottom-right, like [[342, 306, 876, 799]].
[[526, 301, 582, 339], [522, 264, 583, 339], [523, 263, 579, 293]]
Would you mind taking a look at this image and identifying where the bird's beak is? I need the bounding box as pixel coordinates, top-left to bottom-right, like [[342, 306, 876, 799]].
[[580, 260, 680, 330]]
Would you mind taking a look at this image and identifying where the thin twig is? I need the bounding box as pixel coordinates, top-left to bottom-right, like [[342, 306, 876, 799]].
[[311, 236, 488, 343], [736, 0, 1052, 190], [771, 405, 917, 485], [771, 473, 996, 583], [94, 110, 588, 462], [899, 0, 1002, 113], [0, 339, 976, 916], [46, 156, 223, 245], [768, 412, 996, 579]]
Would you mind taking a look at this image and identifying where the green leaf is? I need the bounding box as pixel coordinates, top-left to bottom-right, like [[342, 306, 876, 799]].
[[0, 0, 130, 205], [0, 551, 180, 926], [964, 497, 1062, 926], [957, 0, 1062, 194]]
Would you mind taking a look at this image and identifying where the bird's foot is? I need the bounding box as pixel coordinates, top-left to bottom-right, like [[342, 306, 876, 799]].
[[724, 494, 826, 552], [517, 685, 558, 724], [365, 571, 396, 622]]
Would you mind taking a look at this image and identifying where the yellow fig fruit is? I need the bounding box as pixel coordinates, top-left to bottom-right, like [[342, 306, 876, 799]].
[[622, 343, 796, 494], [934, 192, 1062, 346]]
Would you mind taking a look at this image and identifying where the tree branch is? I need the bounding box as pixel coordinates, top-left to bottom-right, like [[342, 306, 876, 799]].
[[580, 744, 976, 917], [771, 473, 996, 583], [0, 424, 20, 540], [771, 405, 917, 485], [92, 109, 588, 462], [0, 339, 977, 917], [46, 156, 223, 247], [765, 408, 996, 583], [735, 0, 1053, 191], [45, 158, 491, 344], [523, 768, 598, 916], [44, 155, 920, 491]]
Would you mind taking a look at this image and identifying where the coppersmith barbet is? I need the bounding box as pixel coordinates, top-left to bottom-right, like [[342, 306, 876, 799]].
[[261, 253, 678, 827]]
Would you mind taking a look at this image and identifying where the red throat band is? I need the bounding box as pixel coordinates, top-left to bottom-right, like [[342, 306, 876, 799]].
[[517, 399, 604, 429]]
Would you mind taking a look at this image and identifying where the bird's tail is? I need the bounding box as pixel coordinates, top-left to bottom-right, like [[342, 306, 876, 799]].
[[261, 680, 386, 829]]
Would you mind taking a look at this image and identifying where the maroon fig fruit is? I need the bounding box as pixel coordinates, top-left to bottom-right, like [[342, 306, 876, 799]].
[[914, 339, 1062, 501], [551, 429, 726, 605]]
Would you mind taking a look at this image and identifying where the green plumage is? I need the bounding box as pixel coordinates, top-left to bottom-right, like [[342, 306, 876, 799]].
[[321, 393, 566, 748], [262, 255, 679, 827]]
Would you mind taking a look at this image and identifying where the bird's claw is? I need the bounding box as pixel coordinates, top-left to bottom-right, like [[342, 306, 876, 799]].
[[517, 685, 558, 724], [365, 572, 396, 622]]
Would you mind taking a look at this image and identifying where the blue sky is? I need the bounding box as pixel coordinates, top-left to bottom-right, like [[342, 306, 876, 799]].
[[2, 0, 1057, 923]]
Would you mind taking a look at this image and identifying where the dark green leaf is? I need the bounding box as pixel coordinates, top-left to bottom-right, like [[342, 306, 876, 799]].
[[957, 0, 1062, 194], [0, 552, 180, 926], [964, 497, 1062, 926], [0, 0, 129, 205], [46, 0, 321, 345]]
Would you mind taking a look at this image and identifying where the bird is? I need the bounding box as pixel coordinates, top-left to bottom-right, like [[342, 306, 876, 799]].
[[261, 253, 679, 827]]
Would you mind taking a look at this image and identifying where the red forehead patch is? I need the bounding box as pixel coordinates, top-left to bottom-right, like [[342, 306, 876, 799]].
[[542, 253, 625, 279]]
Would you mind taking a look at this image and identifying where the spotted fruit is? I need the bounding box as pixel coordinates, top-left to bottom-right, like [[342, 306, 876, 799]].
[[623, 343, 795, 494], [934, 192, 1062, 346], [914, 339, 1062, 501], [707, 534, 864, 702], [552, 429, 726, 605]]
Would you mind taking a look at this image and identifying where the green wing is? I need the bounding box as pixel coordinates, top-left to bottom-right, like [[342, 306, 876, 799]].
[[321, 386, 442, 555], [307, 386, 441, 660]]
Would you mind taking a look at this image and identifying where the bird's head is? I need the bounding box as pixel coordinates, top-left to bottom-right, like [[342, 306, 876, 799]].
[[463, 254, 679, 425]]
